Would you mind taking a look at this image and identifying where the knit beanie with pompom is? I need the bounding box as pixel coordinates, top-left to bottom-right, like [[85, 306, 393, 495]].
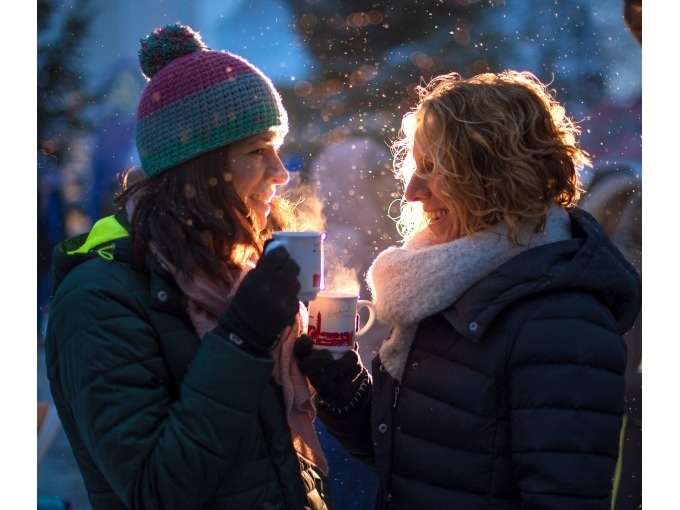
[[135, 24, 289, 177]]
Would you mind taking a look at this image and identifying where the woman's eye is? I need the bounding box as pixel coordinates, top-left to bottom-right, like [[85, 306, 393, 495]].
[[417, 161, 434, 176], [250, 148, 266, 156]]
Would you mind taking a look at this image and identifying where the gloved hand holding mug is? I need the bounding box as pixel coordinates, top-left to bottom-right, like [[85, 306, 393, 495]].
[[219, 245, 300, 355], [294, 335, 371, 415]]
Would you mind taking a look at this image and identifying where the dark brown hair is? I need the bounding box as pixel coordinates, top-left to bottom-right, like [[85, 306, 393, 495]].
[[115, 146, 297, 283]]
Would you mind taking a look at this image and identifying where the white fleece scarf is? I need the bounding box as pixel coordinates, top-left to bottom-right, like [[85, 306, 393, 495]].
[[366, 205, 572, 381]]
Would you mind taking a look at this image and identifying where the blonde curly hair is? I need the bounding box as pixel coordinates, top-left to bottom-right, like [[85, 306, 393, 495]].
[[392, 70, 590, 243]]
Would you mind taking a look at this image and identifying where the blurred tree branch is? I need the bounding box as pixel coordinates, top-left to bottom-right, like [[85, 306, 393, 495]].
[[281, 0, 493, 151], [37, 0, 100, 154]]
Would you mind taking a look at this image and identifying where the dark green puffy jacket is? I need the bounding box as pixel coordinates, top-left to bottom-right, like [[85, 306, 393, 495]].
[[45, 212, 329, 510]]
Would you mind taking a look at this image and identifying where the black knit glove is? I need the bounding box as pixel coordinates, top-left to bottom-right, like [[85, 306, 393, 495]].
[[294, 335, 371, 415], [219, 245, 300, 355]]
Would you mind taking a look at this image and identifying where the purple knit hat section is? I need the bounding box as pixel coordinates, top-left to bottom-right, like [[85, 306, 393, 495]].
[[136, 53, 255, 119], [135, 24, 288, 177]]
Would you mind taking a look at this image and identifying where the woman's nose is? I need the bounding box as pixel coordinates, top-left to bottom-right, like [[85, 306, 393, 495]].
[[269, 155, 290, 185], [404, 173, 429, 202]]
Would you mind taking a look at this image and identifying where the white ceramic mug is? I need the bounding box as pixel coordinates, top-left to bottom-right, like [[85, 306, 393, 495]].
[[307, 290, 377, 359], [265, 231, 326, 302]]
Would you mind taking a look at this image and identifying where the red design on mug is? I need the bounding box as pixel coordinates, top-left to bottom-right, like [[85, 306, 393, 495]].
[[307, 311, 353, 347]]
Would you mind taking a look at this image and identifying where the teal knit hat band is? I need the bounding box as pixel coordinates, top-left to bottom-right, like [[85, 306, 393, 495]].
[[135, 24, 288, 177]]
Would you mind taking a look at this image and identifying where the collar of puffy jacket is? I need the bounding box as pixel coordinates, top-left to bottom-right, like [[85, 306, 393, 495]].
[[441, 207, 642, 341], [51, 210, 133, 288], [51, 209, 189, 319], [65, 215, 129, 257]]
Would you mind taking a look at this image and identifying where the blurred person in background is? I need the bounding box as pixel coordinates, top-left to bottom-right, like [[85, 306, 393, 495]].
[[45, 23, 330, 509], [581, 2, 642, 508], [580, 163, 641, 510], [294, 70, 641, 509]]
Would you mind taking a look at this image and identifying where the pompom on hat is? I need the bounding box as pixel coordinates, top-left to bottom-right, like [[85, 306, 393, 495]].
[[135, 24, 288, 177]]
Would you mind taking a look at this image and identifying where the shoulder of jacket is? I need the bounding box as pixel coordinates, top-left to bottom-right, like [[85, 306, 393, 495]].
[[67, 255, 142, 284], [504, 289, 625, 366], [53, 257, 150, 314]]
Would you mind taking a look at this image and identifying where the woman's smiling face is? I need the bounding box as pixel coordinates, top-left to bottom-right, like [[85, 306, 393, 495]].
[[404, 130, 461, 244], [225, 131, 289, 231]]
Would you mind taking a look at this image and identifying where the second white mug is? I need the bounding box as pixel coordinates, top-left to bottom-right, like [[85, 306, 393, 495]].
[[307, 290, 377, 359]]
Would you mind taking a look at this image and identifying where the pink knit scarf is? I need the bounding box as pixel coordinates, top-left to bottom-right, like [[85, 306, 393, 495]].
[[150, 246, 329, 475]]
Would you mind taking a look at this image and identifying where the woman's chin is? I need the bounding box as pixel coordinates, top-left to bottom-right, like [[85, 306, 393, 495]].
[[249, 204, 270, 232], [427, 218, 458, 244]]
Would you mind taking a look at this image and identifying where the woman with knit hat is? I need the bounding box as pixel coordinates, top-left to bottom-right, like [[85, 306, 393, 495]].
[[45, 24, 329, 509]]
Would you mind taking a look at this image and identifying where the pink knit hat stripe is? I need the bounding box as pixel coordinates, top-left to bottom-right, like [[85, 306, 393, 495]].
[[137, 52, 255, 120]]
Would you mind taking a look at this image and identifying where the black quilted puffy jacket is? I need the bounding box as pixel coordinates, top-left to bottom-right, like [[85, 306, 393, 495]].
[[320, 209, 641, 510]]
